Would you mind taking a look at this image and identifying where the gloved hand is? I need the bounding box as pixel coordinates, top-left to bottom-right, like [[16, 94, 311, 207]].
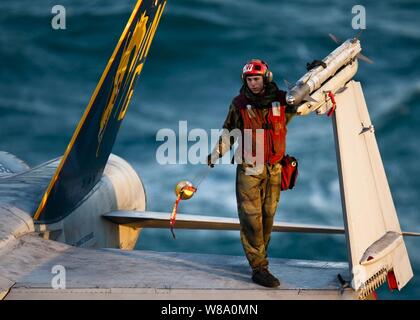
[[207, 153, 215, 168]]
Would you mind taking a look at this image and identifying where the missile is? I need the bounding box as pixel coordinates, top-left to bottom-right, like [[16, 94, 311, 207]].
[[286, 37, 367, 106]]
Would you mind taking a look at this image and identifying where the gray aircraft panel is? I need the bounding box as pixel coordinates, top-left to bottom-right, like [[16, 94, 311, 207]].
[[0, 158, 59, 214], [1, 234, 354, 300]]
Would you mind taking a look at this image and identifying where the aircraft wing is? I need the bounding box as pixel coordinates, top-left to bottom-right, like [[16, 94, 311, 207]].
[[2, 202, 418, 300], [0, 228, 355, 300], [103, 211, 345, 234], [332, 80, 414, 298], [0, 158, 59, 210], [0, 194, 355, 300], [103, 211, 420, 236]]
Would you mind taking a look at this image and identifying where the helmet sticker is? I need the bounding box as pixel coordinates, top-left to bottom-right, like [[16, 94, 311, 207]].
[[243, 64, 254, 73]]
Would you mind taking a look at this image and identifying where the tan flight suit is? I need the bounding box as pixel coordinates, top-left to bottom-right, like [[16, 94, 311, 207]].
[[211, 87, 295, 271]]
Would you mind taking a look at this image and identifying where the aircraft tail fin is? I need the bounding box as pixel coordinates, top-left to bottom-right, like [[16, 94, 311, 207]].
[[332, 80, 413, 299], [33, 0, 166, 222]]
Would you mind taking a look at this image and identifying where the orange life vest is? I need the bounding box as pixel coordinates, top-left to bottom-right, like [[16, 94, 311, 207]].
[[234, 91, 287, 165]]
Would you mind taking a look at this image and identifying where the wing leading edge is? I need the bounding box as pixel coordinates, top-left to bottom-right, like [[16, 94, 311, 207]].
[[103, 210, 420, 236], [103, 210, 346, 234]]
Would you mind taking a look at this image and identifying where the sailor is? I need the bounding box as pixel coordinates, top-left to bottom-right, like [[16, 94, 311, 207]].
[[207, 59, 296, 287]]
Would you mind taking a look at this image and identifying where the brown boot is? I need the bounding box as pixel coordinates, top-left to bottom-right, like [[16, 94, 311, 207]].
[[252, 268, 280, 288]]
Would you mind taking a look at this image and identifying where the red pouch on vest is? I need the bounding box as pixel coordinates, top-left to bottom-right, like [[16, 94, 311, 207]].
[[280, 155, 298, 191]]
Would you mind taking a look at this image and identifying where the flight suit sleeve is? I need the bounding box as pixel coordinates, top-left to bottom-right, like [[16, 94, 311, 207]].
[[209, 102, 242, 163], [285, 104, 297, 125]]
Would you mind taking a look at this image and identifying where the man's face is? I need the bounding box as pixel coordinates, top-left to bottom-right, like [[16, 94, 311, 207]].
[[246, 76, 264, 94]]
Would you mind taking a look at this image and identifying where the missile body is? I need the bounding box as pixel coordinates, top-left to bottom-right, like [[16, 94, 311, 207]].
[[286, 38, 362, 106], [295, 60, 359, 116]]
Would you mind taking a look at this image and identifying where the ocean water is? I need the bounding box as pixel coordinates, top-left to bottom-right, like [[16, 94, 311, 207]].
[[0, 0, 419, 299]]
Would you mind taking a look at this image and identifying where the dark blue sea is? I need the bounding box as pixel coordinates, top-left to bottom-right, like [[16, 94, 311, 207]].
[[0, 0, 419, 299]]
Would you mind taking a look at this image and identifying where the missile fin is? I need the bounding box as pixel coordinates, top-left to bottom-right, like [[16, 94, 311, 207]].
[[355, 29, 364, 41], [304, 94, 318, 103], [328, 33, 342, 45], [336, 86, 348, 94], [284, 79, 293, 90], [357, 53, 374, 64]]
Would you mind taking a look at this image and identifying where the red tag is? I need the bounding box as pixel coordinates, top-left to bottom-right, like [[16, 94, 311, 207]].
[[327, 91, 336, 117], [387, 271, 398, 291]]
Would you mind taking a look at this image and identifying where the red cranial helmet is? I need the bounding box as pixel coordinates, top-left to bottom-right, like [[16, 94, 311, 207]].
[[241, 59, 273, 83]]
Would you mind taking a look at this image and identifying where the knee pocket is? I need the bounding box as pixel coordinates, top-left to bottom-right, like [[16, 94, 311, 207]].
[[239, 213, 263, 234], [237, 188, 260, 203], [266, 183, 281, 203]]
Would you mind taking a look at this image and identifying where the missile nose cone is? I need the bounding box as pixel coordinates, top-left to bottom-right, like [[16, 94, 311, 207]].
[[286, 93, 295, 105]]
